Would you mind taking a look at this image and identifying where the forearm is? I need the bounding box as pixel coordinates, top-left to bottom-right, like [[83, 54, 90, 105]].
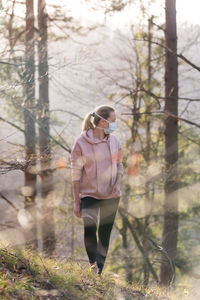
[[72, 180, 80, 204]]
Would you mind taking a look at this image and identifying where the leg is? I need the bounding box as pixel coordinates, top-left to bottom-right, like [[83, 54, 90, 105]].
[[96, 197, 120, 274], [80, 197, 99, 264]]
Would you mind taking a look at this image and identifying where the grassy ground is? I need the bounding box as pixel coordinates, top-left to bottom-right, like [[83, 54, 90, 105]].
[[0, 244, 192, 299]]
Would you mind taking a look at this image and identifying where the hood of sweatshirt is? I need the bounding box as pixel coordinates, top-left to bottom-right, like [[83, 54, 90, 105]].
[[81, 128, 110, 144]]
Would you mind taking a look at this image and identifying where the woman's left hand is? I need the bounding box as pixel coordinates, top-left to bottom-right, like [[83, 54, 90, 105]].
[[112, 181, 120, 197]]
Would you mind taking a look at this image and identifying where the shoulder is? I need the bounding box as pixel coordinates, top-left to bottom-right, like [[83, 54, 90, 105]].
[[110, 134, 122, 148], [75, 136, 83, 143], [71, 136, 82, 149], [72, 135, 88, 151], [72, 134, 84, 144]]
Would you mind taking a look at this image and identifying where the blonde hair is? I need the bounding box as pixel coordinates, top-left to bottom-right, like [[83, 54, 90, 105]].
[[81, 105, 115, 132]]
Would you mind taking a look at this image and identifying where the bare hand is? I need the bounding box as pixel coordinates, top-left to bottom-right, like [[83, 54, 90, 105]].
[[73, 201, 82, 218]]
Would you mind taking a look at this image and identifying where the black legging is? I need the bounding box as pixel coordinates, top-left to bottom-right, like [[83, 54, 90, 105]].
[[80, 196, 120, 274]]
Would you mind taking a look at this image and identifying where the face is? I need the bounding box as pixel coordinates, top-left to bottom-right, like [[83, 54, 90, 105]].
[[99, 111, 116, 129]]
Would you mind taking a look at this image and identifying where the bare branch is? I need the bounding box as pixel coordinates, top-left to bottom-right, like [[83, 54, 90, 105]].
[[0, 193, 19, 211]]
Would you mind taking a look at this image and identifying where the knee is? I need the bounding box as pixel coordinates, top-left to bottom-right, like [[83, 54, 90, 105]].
[[83, 216, 97, 230]]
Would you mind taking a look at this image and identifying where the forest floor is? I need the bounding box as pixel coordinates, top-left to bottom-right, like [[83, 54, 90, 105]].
[[0, 244, 194, 299]]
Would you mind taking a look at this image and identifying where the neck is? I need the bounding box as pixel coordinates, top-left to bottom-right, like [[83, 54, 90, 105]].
[[93, 127, 106, 139]]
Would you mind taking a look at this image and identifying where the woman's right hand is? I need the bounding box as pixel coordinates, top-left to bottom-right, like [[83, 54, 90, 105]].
[[73, 201, 82, 218]]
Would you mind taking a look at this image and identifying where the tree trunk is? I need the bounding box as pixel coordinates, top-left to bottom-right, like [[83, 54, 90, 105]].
[[160, 0, 179, 286], [121, 184, 133, 283], [24, 0, 37, 249], [142, 16, 154, 287], [37, 0, 56, 255]]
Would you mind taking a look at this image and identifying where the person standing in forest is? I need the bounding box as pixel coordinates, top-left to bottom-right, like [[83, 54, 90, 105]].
[[70, 105, 124, 277]]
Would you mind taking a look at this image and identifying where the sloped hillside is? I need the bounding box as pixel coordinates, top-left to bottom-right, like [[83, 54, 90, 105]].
[[0, 244, 184, 299]]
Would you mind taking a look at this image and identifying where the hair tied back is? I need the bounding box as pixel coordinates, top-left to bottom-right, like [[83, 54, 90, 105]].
[[90, 111, 95, 117]]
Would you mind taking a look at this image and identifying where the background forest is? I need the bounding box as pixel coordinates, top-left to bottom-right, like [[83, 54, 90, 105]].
[[0, 0, 200, 298]]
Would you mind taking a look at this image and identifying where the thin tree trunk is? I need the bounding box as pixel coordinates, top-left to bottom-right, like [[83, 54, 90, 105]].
[[142, 16, 153, 287], [24, 0, 37, 249], [120, 184, 133, 283], [160, 0, 179, 287], [37, 0, 56, 255]]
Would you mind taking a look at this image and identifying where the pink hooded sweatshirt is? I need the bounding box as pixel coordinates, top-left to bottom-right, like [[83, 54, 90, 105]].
[[70, 128, 123, 199]]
